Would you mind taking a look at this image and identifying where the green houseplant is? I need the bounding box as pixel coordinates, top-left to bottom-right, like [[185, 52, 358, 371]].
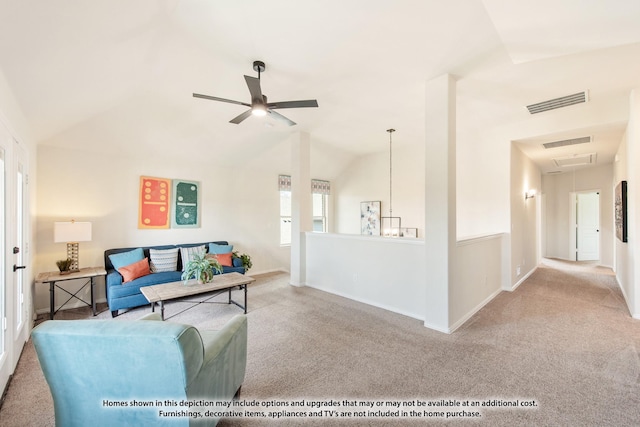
[[181, 252, 222, 285], [232, 251, 252, 272]]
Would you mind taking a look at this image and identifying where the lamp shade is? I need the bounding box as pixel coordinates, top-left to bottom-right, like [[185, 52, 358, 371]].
[[54, 222, 92, 243]]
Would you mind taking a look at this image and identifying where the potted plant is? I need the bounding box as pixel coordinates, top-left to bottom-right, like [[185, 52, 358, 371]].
[[181, 252, 222, 285], [56, 259, 73, 275], [232, 251, 252, 272]]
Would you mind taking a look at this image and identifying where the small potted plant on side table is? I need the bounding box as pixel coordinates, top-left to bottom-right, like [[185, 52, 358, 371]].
[[56, 259, 73, 275], [232, 251, 252, 272], [181, 252, 222, 285]]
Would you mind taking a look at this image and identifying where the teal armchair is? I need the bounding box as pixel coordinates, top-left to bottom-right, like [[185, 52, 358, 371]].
[[32, 313, 247, 426]]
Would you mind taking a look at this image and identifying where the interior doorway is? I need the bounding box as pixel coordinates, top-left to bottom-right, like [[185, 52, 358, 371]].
[[571, 191, 600, 261]]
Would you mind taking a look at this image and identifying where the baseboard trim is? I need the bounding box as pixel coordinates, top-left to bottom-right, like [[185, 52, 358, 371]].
[[305, 283, 425, 322], [0, 374, 13, 410], [448, 287, 503, 334], [422, 321, 451, 334], [506, 266, 537, 292], [614, 274, 639, 319]]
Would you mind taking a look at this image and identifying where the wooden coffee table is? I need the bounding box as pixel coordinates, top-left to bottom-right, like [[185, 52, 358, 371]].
[[140, 272, 255, 320]]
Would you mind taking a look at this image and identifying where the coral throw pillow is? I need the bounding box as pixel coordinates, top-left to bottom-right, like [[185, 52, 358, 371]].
[[118, 258, 151, 283], [215, 252, 233, 267]]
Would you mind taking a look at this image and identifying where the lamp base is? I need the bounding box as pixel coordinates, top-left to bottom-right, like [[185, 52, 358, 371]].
[[67, 242, 80, 271]]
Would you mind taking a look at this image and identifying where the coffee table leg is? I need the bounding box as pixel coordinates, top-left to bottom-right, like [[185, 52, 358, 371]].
[[160, 301, 165, 320], [243, 284, 247, 314], [151, 302, 155, 313]]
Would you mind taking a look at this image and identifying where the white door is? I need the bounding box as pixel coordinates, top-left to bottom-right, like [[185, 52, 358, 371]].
[[576, 192, 600, 261], [0, 127, 30, 394], [0, 137, 8, 392]]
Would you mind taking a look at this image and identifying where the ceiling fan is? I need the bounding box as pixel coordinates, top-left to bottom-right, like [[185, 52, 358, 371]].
[[193, 60, 318, 126]]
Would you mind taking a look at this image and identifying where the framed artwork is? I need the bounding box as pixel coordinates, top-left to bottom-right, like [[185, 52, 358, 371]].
[[360, 201, 381, 236], [172, 179, 200, 228], [138, 176, 171, 229], [615, 180, 627, 243], [400, 227, 418, 238]]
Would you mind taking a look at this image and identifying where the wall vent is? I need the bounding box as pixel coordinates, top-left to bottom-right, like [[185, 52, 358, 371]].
[[552, 153, 596, 168], [526, 91, 588, 114], [542, 136, 591, 149]]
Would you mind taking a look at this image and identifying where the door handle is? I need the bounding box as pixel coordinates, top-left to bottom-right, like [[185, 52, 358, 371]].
[[13, 265, 26, 272]]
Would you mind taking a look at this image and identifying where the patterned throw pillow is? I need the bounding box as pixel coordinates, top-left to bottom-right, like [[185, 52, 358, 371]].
[[180, 245, 206, 272], [149, 248, 179, 273]]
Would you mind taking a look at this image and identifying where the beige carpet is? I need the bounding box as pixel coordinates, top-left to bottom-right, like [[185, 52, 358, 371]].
[[1, 262, 639, 426]]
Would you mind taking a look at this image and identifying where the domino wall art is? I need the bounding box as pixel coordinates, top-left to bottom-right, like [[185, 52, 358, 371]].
[[138, 176, 201, 229]]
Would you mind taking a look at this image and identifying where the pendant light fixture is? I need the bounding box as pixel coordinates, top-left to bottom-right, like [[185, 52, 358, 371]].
[[381, 128, 402, 236]]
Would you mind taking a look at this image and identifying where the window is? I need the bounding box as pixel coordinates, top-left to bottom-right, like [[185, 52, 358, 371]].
[[279, 175, 292, 245], [280, 190, 292, 245], [278, 176, 330, 245], [312, 179, 330, 233]]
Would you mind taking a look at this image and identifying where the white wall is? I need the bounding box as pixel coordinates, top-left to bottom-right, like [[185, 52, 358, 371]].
[[542, 164, 613, 267], [613, 90, 640, 318], [510, 143, 541, 287], [334, 144, 425, 237], [304, 232, 507, 333], [613, 129, 632, 312], [305, 233, 426, 319], [451, 234, 505, 330], [456, 130, 511, 238]]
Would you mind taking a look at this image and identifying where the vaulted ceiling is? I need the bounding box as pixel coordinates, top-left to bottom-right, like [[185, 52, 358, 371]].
[[1, 0, 639, 173]]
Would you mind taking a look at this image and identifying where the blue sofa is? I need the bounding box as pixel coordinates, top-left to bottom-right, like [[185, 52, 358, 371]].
[[104, 241, 245, 317], [32, 312, 248, 427]]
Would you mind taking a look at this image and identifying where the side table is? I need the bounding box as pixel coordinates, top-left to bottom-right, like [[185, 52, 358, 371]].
[[36, 267, 107, 320]]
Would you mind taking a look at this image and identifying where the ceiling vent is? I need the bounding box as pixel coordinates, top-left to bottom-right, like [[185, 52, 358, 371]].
[[543, 136, 591, 149], [526, 91, 588, 114], [552, 153, 596, 168]]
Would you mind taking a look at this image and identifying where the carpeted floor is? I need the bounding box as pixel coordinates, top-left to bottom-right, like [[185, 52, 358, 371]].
[[1, 261, 639, 426]]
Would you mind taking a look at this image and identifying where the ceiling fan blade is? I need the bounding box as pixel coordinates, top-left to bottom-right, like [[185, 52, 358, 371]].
[[229, 109, 253, 124], [267, 100, 318, 109], [268, 109, 296, 126], [193, 93, 250, 107], [244, 75, 263, 103]]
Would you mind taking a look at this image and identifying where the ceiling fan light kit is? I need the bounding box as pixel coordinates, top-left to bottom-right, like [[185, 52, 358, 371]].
[[193, 60, 318, 126]]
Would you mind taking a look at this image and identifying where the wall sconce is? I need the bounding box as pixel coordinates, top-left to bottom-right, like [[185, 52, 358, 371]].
[[525, 189, 536, 200], [54, 220, 92, 272]]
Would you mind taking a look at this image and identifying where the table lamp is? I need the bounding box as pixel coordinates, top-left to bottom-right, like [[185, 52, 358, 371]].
[[54, 221, 92, 272]]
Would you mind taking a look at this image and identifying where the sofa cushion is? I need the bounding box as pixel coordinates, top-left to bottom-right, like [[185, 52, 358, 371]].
[[214, 252, 233, 267], [149, 248, 179, 273], [109, 248, 144, 271], [180, 245, 206, 271], [108, 271, 183, 299], [221, 266, 245, 275], [118, 258, 151, 283], [209, 243, 233, 254]]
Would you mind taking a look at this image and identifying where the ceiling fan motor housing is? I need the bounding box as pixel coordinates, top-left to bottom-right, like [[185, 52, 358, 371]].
[[253, 60, 265, 74]]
